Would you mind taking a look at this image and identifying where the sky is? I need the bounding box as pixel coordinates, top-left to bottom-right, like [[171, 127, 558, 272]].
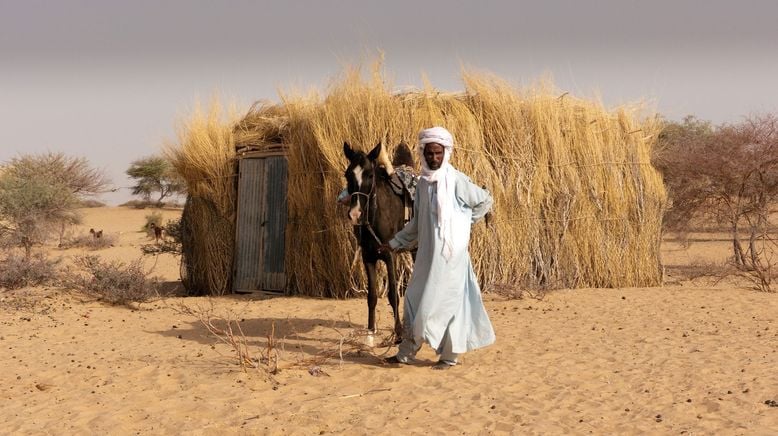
[[2, 0, 778, 204]]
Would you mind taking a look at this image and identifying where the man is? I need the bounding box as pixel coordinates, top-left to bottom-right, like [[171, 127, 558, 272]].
[[380, 126, 495, 370]]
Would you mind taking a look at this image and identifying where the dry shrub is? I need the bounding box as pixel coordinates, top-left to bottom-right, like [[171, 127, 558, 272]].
[[60, 232, 117, 250], [77, 199, 107, 208], [657, 114, 778, 291], [298, 327, 387, 371], [143, 211, 163, 233], [140, 241, 181, 255], [163, 218, 183, 243], [176, 302, 279, 375], [0, 250, 60, 290], [664, 259, 733, 285], [168, 61, 666, 297], [120, 199, 155, 209], [173, 300, 390, 378], [68, 255, 160, 305]]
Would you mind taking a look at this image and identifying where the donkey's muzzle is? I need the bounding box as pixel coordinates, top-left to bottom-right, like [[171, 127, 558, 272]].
[[348, 206, 362, 225]]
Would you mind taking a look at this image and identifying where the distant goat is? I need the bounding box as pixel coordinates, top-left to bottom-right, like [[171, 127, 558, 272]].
[[148, 222, 164, 243]]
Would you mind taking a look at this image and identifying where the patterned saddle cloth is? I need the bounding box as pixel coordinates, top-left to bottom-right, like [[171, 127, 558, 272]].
[[387, 165, 418, 223]]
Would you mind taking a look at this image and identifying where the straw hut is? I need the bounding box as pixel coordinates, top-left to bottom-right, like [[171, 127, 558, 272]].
[[167, 66, 667, 297]]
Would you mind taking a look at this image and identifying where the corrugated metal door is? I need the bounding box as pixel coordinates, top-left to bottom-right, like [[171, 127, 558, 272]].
[[233, 157, 287, 292]]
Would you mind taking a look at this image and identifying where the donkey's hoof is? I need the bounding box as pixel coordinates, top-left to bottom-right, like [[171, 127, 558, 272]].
[[364, 332, 375, 348]]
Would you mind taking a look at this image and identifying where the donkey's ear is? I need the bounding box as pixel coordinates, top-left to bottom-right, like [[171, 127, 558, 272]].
[[343, 142, 355, 160], [367, 142, 383, 161]]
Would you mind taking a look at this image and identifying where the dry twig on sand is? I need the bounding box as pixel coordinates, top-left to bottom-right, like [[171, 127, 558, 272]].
[[170, 299, 399, 378], [174, 302, 277, 374]]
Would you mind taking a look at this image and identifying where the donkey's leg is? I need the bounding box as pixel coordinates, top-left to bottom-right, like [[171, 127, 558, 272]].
[[364, 261, 378, 334], [383, 254, 402, 341]]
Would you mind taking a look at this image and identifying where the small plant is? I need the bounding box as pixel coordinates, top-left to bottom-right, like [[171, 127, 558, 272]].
[[68, 255, 161, 305], [0, 250, 60, 290]]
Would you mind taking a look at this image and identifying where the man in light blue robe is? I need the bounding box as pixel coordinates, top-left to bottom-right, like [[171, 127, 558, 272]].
[[381, 127, 495, 370]]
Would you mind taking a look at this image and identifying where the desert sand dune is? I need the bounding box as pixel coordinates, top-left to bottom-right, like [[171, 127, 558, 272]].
[[1, 208, 776, 434]]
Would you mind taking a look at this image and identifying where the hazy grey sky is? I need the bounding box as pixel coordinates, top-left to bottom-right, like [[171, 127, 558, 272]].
[[2, 0, 777, 204]]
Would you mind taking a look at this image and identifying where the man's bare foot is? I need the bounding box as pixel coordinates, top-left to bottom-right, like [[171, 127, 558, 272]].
[[432, 361, 453, 370]]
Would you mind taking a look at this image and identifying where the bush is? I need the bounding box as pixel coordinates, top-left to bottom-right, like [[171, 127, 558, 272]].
[[120, 199, 183, 209], [59, 232, 117, 250], [119, 199, 153, 209], [68, 255, 161, 305], [164, 200, 185, 209], [76, 199, 107, 208], [0, 251, 60, 290], [0, 153, 108, 258], [163, 218, 182, 244], [139, 219, 182, 255], [144, 212, 163, 234], [656, 114, 778, 291]]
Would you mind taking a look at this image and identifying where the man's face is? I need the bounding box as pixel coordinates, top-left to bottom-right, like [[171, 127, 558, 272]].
[[423, 142, 446, 170]]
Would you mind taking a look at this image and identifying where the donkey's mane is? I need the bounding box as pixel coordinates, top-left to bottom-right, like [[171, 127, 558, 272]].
[[375, 141, 416, 175], [376, 144, 394, 175]]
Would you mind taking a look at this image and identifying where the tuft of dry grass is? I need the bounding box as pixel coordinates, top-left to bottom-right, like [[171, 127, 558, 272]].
[[168, 61, 667, 297]]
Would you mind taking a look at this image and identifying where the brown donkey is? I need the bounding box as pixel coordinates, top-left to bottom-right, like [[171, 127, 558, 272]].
[[343, 141, 415, 343]]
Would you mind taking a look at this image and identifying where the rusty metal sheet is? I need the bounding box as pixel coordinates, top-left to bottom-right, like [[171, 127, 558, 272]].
[[233, 157, 287, 293]]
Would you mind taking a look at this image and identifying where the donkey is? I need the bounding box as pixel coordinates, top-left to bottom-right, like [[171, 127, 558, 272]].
[[343, 141, 415, 343]]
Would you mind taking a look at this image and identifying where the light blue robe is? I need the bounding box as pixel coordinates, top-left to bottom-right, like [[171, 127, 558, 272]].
[[389, 169, 495, 354]]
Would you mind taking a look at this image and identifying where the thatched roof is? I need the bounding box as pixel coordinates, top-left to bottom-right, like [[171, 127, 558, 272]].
[[168, 65, 667, 297]]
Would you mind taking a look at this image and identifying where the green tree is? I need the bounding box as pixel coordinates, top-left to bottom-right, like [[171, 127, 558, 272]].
[[126, 156, 185, 207], [0, 153, 108, 259]]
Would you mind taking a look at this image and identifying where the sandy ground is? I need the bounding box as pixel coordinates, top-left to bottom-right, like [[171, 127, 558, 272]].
[[2, 208, 777, 435]]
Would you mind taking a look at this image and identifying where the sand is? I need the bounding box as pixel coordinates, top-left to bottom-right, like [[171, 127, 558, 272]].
[[1, 207, 777, 435]]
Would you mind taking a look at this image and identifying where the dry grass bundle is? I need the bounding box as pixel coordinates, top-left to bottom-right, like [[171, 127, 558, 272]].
[[233, 101, 288, 150], [168, 62, 666, 297], [166, 101, 237, 295]]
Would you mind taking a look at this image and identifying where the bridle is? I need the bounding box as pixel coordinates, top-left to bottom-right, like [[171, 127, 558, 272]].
[[350, 164, 383, 245]]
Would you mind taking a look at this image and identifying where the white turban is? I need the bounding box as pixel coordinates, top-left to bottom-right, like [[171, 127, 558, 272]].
[[418, 127, 455, 261], [418, 126, 454, 149]]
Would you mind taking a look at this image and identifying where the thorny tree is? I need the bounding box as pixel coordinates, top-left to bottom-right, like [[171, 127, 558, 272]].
[[656, 114, 778, 290], [126, 155, 186, 207], [0, 153, 108, 259]]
